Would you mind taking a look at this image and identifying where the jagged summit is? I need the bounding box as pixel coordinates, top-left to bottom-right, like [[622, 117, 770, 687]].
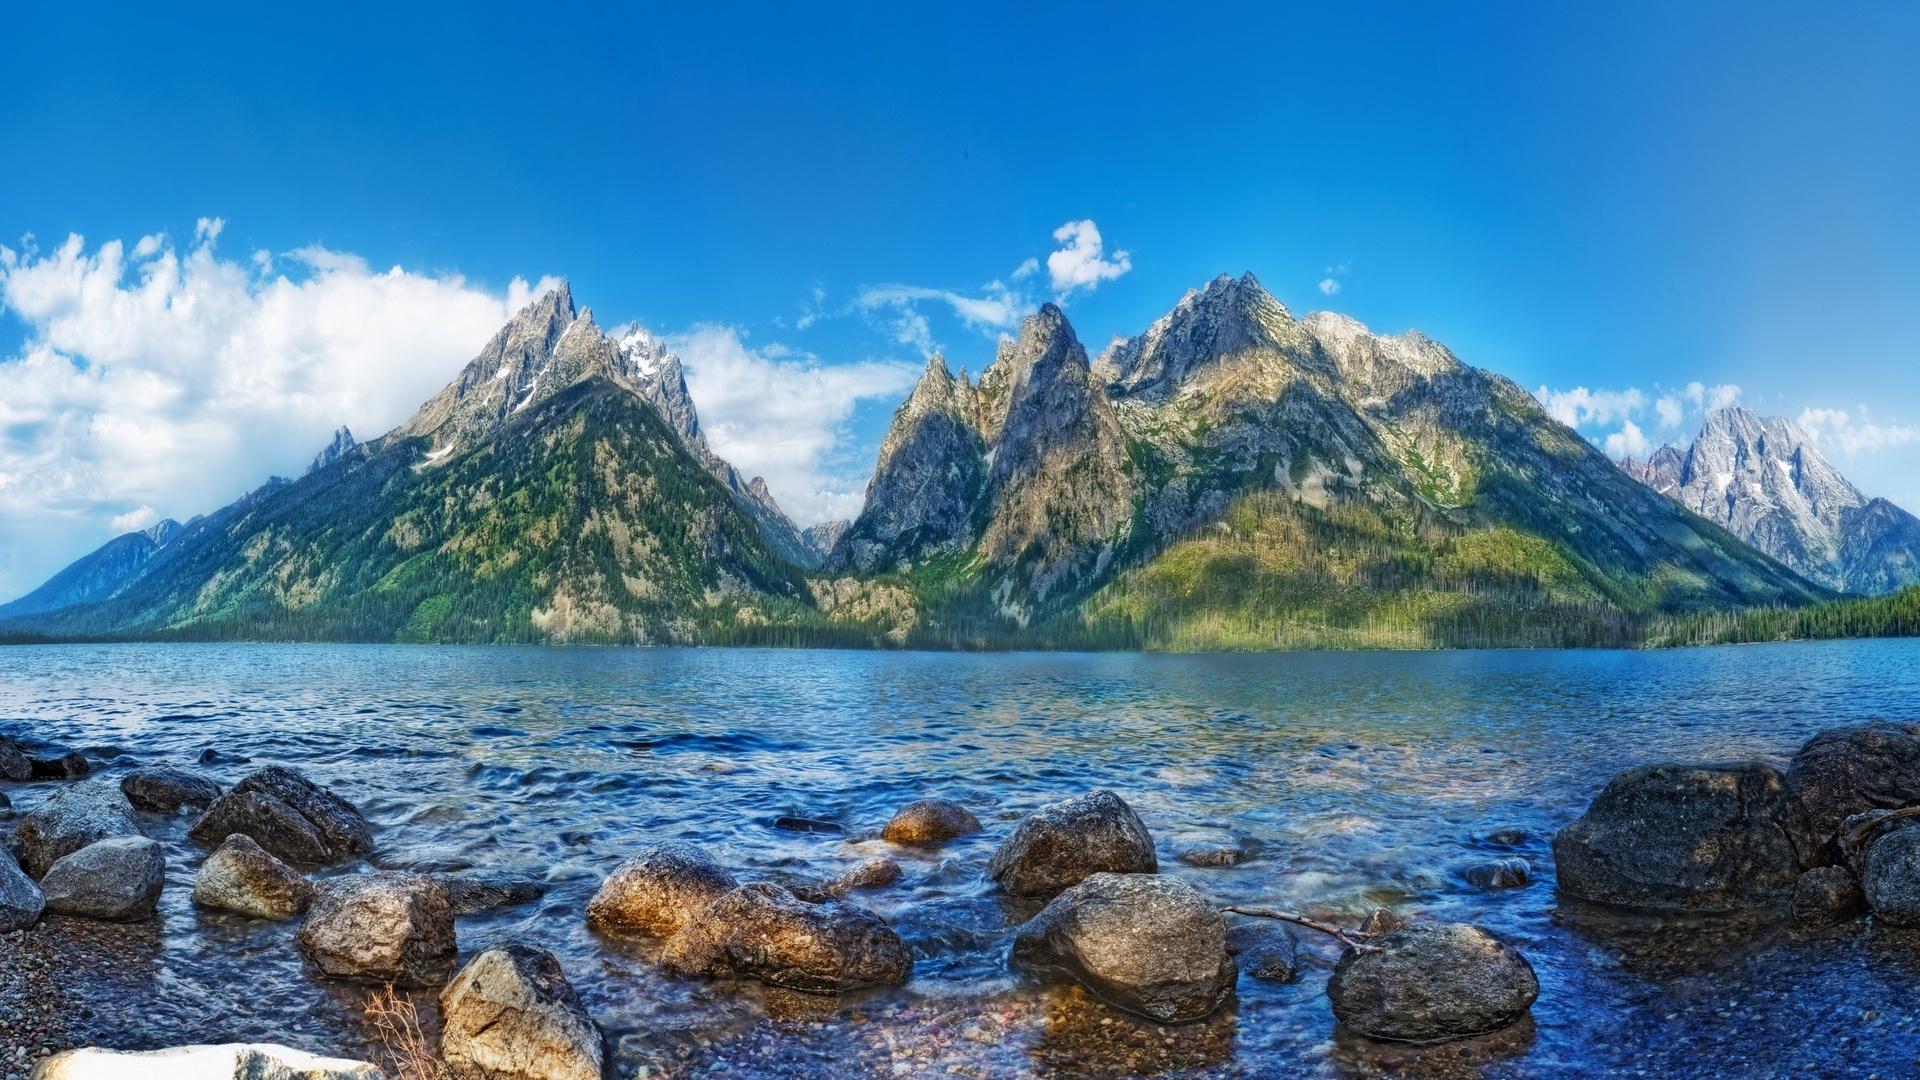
[[1621, 407, 1920, 594], [1095, 272, 1309, 400], [306, 427, 358, 475]]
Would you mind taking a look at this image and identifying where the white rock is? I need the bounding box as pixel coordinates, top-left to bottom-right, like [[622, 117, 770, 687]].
[[32, 1043, 383, 1080]]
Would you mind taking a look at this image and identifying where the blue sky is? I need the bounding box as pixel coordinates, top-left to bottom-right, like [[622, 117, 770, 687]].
[[2, 2, 1917, 600]]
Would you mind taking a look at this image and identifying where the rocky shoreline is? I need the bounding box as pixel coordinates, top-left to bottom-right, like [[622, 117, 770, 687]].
[[6, 717, 1920, 1078]]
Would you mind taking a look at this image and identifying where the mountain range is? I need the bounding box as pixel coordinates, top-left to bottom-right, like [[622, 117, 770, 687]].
[[0, 275, 1846, 648], [1621, 408, 1920, 595]]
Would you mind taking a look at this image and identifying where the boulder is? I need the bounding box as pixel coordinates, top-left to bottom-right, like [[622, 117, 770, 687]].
[[1552, 762, 1811, 912], [1176, 846, 1244, 868], [433, 869, 548, 915], [1792, 866, 1864, 927], [1787, 721, 1920, 840], [1327, 923, 1539, 1043], [0, 850, 43, 932], [39, 835, 165, 922], [661, 883, 912, 993], [32, 1044, 381, 1080], [12, 781, 141, 878], [121, 766, 222, 813], [987, 790, 1158, 899], [296, 872, 456, 986], [1464, 858, 1531, 890], [1863, 826, 1920, 927], [440, 943, 604, 1080], [882, 799, 982, 845], [189, 766, 372, 866], [30, 752, 90, 779], [192, 833, 314, 920], [586, 841, 736, 937], [1829, 809, 1920, 874], [1011, 873, 1236, 1023], [1225, 922, 1297, 983], [0, 736, 31, 782], [792, 858, 903, 904]]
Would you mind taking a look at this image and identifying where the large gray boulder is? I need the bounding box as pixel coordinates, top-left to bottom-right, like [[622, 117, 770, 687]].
[[440, 943, 604, 1080], [0, 850, 43, 931], [13, 782, 141, 878], [121, 766, 222, 813], [1787, 721, 1920, 841], [296, 872, 456, 986], [190, 766, 372, 866], [1327, 923, 1539, 1043], [586, 841, 736, 937], [987, 790, 1157, 899], [1863, 826, 1920, 926], [191, 833, 314, 920], [1011, 873, 1235, 1023], [661, 883, 912, 994], [32, 1044, 381, 1080], [882, 799, 982, 845], [39, 835, 165, 921], [1552, 762, 1812, 912]]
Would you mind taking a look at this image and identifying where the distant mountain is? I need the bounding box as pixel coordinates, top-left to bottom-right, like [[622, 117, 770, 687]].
[[2, 287, 810, 643], [1621, 408, 1920, 594], [800, 520, 850, 561], [306, 427, 358, 475], [825, 273, 1826, 647], [0, 519, 184, 620]]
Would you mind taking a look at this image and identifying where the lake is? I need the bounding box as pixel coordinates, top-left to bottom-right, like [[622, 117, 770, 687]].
[[3, 640, 1919, 1078]]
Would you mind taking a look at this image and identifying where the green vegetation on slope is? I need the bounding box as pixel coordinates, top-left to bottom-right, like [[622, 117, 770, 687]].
[[1644, 584, 1920, 648]]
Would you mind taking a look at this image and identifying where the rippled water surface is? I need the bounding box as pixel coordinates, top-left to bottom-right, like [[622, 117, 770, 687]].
[[4, 641, 1920, 1078]]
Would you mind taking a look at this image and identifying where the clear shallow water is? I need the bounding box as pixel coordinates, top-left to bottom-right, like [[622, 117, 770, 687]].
[[2, 641, 1919, 1078]]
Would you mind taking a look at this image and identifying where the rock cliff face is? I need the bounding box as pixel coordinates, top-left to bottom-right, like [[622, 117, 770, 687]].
[[1622, 408, 1920, 594], [833, 273, 1824, 636], [0, 518, 184, 621]]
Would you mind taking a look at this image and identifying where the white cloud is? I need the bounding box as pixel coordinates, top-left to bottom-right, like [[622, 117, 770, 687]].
[[1046, 219, 1131, 295], [1681, 381, 1742, 411], [1532, 385, 1648, 428], [671, 325, 919, 526], [854, 280, 1031, 354], [0, 225, 560, 602], [1012, 257, 1039, 280], [1604, 420, 1653, 461], [1797, 406, 1920, 455], [109, 505, 158, 533], [1318, 278, 1341, 296], [1655, 394, 1684, 429]]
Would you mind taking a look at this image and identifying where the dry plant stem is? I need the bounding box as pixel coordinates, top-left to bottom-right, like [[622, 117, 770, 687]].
[[1843, 804, 1920, 847], [364, 985, 448, 1080], [1223, 905, 1382, 953]]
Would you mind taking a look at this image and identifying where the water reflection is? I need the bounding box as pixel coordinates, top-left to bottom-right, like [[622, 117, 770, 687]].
[[0, 639, 1917, 1076]]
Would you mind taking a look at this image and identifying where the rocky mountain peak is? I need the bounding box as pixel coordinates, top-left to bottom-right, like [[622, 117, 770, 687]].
[[1095, 271, 1301, 399], [305, 426, 358, 475], [1620, 406, 1919, 593]]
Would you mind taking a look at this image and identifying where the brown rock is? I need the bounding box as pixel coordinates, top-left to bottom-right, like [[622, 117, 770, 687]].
[[190, 766, 372, 866], [987, 789, 1157, 899], [440, 943, 603, 1080], [296, 872, 456, 986], [192, 833, 314, 920], [586, 841, 736, 937], [661, 883, 912, 993], [1327, 923, 1539, 1043], [881, 799, 982, 845], [1012, 873, 1236, 1023], [1792, 865, 1864, 927]]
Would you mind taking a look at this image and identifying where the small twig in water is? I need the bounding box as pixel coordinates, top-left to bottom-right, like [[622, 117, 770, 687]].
[[1223, 905, 1382, 953]]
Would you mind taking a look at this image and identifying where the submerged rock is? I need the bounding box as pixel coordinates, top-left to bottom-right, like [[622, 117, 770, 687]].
[[1552, 762, 1811, 912], [192, 833, 314, 920], [772, 816, 845, 835], [1793, 866, 1864, 927], [32, 1044, 381, 1079], [121, 766, 222, 813], [586, 841, 736, 937], [39, 835, 165, 922], [1464, 858, 1531, 890], [1177, 846, 1244, 868], [1225, 922, 1297, 983], [1327, 923, 1539, 1043], [0, 736, 30, 782], [1787, 721, 1920, 840], [433, 869, 548, 915], [793, 857, 903, 902], [0, 850, 43, 931], [662, 882, 912, 993], [882, 799, 982, 845], [440, 943, 604, 1080], [190, 766, 373, 866], [29, 752, 90, 780], [13, 782, 141, 878], [296, 872, 456, 986], [987, 789, 1158, 899], [1863, 826, 1920, 927], [1011, 873, 1236, 1023], [1360, 907, 1408, 936]]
